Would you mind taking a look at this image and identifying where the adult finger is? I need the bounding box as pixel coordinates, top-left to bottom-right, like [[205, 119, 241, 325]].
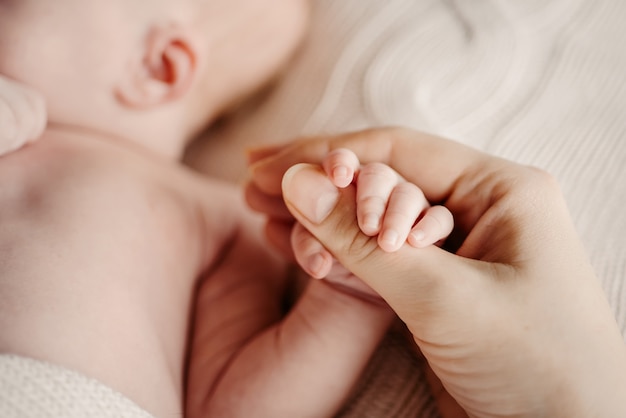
[[264, 219, 296, 262], [291, 222, 333, 279], [280, 163, 490, 325], [250, 127, 489, 203], [245, 181, 292, 220]]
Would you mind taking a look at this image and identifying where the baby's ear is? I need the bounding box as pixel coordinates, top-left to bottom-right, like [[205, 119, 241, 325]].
[[116, 25, 198, 108]]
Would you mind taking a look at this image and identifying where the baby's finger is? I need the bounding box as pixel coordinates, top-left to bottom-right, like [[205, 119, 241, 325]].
[[356, 162, 401, 236], [291, 222, 333, 279], [322, 148, 360, 188], [378, 182, 428, 253], [408, 205, 454, 248]]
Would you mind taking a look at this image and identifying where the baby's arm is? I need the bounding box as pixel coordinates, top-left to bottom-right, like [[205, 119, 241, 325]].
[[194, 150, 453, 417], [189, 258, 394, 418], [189, 157, 409, 418], [0, 75, 46, 155]]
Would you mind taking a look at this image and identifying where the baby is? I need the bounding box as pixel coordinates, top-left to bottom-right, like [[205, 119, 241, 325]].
[[0, 92, 452, 418], [0, 2, 452, 418]]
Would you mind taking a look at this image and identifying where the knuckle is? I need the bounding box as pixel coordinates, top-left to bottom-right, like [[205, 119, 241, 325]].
[[393, 182, 424, 199], [344, 229, 379, 265], [373, 125, 412, 138], [527, 166, 560, 190], [328, 202, 380, 264], [358, 195, 387, 211], [384, 210, 415, 226], [514, 166, 562, 201], [360, 162, 397, 182], [494, 165, 565, 218]]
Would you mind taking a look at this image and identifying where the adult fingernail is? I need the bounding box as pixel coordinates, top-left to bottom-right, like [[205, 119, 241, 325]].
[[282, 164, 340, 224]]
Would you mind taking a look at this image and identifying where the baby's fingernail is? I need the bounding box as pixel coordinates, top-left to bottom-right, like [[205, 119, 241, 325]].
[[333, 165, 348, 178], [408, 230, 426, 247], [307, 253, 328, 279], [380, 230, 399, 251], [332, 166, 351, 187], [363, 214, 380, 232], [282, 164, 339, 224]]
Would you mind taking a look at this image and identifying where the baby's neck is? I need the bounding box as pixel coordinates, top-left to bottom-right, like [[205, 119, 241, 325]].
[[44, 123, 183, 162]]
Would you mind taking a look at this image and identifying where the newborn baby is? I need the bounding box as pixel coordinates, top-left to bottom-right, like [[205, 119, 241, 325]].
[[0, 1, 452, 417]]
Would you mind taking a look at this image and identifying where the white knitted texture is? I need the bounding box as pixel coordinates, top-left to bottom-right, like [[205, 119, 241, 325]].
[[0, 355, 154, 418]]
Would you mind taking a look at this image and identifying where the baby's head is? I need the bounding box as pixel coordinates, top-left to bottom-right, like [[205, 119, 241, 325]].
[[0, 0, 310, 157]]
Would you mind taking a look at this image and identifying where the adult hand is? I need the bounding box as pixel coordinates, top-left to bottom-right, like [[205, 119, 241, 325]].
[[247, 127, 626, 418]]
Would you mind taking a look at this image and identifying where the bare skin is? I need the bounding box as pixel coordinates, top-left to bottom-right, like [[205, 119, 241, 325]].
[[247, 127, 626, 418], [0, 2, 435, 418], [258, 147, 454, 298], [0, 128, 284, 416], [0, 125, 419, 417]]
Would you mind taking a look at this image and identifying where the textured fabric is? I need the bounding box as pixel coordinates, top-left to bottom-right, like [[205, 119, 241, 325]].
[[0, 355, 153, 418], [4, 1, 626, 416]]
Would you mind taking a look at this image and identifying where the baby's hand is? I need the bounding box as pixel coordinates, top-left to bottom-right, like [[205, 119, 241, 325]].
[[291, 148, 454, 289], [322, 148, 453, 252], [0, 75, 46, 155]]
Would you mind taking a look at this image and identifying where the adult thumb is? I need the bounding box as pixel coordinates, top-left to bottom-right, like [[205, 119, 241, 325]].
[[281, 163, 482, 325]]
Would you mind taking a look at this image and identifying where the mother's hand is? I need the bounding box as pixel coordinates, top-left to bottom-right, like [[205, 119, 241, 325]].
[[247, 127, 626, 418]]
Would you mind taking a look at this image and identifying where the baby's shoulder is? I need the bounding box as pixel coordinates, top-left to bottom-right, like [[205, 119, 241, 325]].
[[0, 130, 235, 242]]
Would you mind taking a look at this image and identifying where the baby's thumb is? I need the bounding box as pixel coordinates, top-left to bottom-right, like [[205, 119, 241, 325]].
[[281, 164, 477, 324]]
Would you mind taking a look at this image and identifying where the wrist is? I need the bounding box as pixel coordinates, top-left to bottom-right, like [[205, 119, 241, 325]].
[[545, 341, 626, 418]]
